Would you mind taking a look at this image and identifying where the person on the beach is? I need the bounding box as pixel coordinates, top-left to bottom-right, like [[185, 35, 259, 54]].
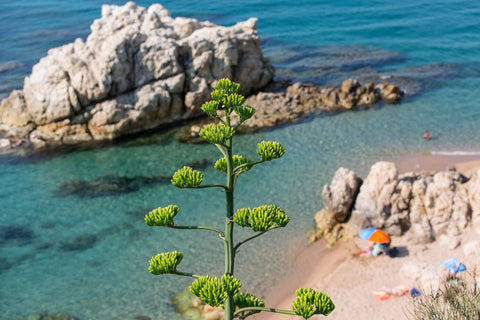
[[423, 131, 432, 140], [353, 241, 390, 257]]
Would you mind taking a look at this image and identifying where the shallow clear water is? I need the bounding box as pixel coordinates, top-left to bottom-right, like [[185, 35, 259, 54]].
[[1, 1, 480, 319]]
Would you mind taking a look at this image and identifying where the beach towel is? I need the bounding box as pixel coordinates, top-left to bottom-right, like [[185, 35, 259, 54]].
[[372, 285, 411, 301]]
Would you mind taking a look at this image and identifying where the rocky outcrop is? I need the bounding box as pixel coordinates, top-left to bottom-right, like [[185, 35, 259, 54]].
[[312, 162, 476, 248], [0, 2, 274, 149], [178, 79, 403, 142], [314, 168, 362, 245]]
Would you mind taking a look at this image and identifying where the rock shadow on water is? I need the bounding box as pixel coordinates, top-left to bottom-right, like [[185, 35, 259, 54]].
[[20, 311, 80, 320], [59, 234, 97, 252], [54, 175, 171, 198], [0, 225, 34, 246], [272, 44, 407, 84]]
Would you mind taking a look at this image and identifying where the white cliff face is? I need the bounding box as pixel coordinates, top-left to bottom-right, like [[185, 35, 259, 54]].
[[0, 2, 275, 148]]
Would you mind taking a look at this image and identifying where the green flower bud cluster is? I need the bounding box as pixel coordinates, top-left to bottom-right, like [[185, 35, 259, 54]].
[[291, 288, 335, 319], [213, 78, 241, 98], [201, 100, 220, 117], [214, 155, 252, 173], [234, 292, 265, 310], [190, 275, 242, 307], [202, 78, 256, 127], [171, 166, 203, 188], [145, 204, 179, 227], [257, 141, 286, 161], [224, 93, 245, 108], [234, 105, 256, 122], [233, 205, 290, 232], [149, 251, 183, 275], [199, 124, 235, 145], [210, 79, 242, 116]]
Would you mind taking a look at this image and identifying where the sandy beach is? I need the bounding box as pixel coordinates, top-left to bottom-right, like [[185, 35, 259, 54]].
[[253, 152, 480, 320]]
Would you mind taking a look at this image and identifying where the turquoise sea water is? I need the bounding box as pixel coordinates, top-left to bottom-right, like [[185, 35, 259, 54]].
[[1, 1, 480, 319]]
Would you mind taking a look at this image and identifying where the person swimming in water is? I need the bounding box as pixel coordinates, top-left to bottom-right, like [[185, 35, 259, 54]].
[[423, 131, 432, 140]]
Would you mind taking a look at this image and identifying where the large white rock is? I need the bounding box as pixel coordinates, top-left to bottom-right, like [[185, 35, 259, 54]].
[[0, 2, 274, 148]]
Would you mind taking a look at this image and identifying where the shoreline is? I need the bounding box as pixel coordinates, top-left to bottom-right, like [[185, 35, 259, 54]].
[[253, 151, 480, 320], [393, 151, 480, 177]]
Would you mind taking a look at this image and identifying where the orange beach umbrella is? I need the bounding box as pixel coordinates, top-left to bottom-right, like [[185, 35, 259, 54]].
[[359, 228, 390, 244]]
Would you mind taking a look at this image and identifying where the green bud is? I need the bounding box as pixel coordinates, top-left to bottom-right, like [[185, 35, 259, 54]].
[[201, 100, 220, 117], [274, 210, 290, 227], [145, 204, 179, 227], [250, 206, 274, 232], [199, 124, 235, 145], [234, 292, 265, 310], [233, 208, 252, 227], [190, 276, 228, 307], [214, 78, 240, 94], [171, 166, 203, 188], [148, 251, 183, 275], [211, 89, 227, 102], [257, 141, 286, 161], [292, 295, 316, 320], [292, 288, 335, 319], [214, 155, 252, 173], [221, 274, 242, 296], [214, 158, 228, 173], [234, 105, 256, 122], [233, 205, 289, 231], [223, 93, 245, 108]]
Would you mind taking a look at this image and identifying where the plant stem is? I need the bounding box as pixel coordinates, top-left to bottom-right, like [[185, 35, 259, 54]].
[[224, 117, 235, 320], [172, 270, 202, 278], [234, 229, 271, 253], [172, 225, 224, 237], [234, 307, 297, 317]]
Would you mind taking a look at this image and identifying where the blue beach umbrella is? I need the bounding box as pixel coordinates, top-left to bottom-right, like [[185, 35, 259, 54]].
[[441, 257, 466, 275]]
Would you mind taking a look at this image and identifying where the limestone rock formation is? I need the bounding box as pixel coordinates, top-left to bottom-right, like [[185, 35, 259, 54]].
[[466, 168, 480, 233], [0, 2, 274, 149], [312, 168, 362, 246], [349, 162, 401, 236], [323, 167, 362, 222], [312, 161, 476, 248]]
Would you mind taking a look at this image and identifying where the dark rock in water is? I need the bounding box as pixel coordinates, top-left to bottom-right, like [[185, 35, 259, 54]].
[[273, 44, 406, 85], [134, 316, 151, 320], [0, 225, 33, 245], [55, 175, 171, 198], [0, 256, 14, 273], [20, 312, 79, 320], [60, 234, 97, 252], [36, 241, 55, 251], [186, 158, 211, 170]]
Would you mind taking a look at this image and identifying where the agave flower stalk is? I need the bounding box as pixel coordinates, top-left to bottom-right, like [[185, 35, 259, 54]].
[[144, 78, 334, 320]]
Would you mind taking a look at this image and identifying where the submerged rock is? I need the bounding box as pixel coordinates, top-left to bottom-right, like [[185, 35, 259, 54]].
[[20, 312, 79, 320], [55, 175, 170, 198], [0, 2, 274, 150], [0, 225, 33, 245], [59, 234, 97, 252]]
